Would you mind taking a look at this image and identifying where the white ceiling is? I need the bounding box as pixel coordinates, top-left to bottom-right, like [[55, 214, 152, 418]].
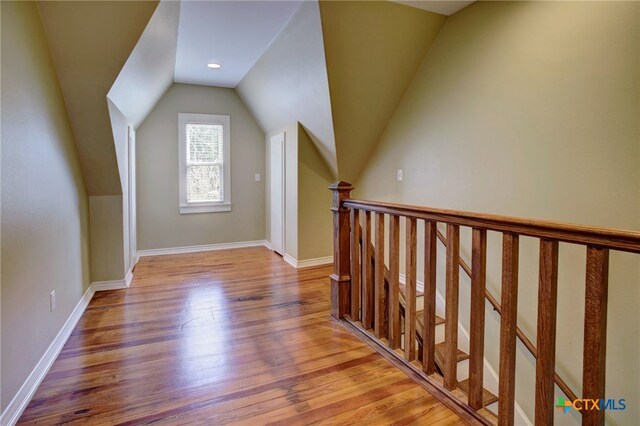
[[393, 1, 474, 16], [174, 1, 302, 88]]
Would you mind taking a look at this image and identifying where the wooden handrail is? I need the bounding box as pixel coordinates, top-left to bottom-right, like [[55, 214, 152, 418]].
[[435, 229, 579, 402], [344, 199, 640, 254], [332, 185, 638, 426]]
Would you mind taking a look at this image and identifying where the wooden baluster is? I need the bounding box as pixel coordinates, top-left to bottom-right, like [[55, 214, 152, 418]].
[[423, 221, 437, 374], [374, 213, 387, 339], [388, 215, 401, 349], [362, 211, 374, 330], [444, 224, 460, 390], [350, 209, 361, 321], [535, 239, 559, 425], [329, 182, 353, 319], [469, 228, 487, 409], [582, 246, 609, 426], [498, 233, 519, 426], [404, 217, 417, 361]]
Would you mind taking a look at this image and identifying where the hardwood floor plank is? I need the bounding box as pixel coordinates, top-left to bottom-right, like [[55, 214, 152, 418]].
[[18, 247, 464, 425]]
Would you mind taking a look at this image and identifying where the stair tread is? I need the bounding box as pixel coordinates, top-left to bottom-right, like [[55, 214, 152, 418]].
[[457, 379, 499, 407], [416, 310, 445, 326], [434, 342, 469, 362]]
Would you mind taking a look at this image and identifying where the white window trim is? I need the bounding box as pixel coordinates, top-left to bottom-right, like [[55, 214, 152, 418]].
[[178, 113, 231, 214]]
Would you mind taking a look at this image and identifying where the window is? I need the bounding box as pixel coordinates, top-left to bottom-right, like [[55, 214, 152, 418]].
[[178, 113, 231, 213]]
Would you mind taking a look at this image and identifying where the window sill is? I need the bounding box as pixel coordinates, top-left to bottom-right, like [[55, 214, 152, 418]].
[[180, 203, 231, 214]]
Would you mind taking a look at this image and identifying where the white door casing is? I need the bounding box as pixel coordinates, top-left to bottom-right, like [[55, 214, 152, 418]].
[[270, 132, 285, 255]]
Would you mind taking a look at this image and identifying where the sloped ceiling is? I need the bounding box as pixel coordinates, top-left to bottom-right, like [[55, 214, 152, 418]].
[[108, 1, 180, 130], [174, 1, 302, 88], [237, 0, 337, 177], [37, 1, 158, 196], [319, 1, 446, 183]]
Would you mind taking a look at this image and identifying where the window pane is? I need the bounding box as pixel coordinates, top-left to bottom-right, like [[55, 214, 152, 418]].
[[186, 123, 223, 164], [187, 164, 222, 202]]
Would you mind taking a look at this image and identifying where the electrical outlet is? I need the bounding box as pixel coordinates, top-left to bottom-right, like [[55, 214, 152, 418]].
[[396, 169, 403, 181], [50, 290, 56, 312], [255, 174, 261, 182]]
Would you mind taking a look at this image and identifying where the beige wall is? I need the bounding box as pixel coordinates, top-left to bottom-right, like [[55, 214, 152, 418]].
[[0, 1, 91, 412], [319, 0, 445, 183], [355, 2, 639, 424], [36, 1, 157, 195], [137, 83, 265, 250], [89, 195, 124, 282], [298, 125, 334, 261]]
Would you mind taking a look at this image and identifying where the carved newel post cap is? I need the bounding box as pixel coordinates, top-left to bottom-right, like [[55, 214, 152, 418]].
[[328, 181, 354, 191]]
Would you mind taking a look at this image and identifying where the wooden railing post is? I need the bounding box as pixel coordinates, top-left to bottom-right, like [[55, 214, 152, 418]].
[[422, 221, 437, 374], [499, 232, 519, 426], [535, 239, 559, 425], [363, 211, 374, 329], [329, 182, 354, 319], [582, 246, 609, 426], [374, 213, 387, 338], [469, 228, 487, 409], [350, 209, 361, 321], [404, 217, 418, 361], [444, 224, 460, 390], [388, 215, 401, 348]]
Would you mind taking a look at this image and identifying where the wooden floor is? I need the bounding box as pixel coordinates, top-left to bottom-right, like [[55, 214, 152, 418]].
[[19, 247, 466, 425]]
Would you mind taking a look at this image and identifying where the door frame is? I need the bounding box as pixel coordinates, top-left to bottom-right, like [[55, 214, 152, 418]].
[[270, 132, 286, 255]]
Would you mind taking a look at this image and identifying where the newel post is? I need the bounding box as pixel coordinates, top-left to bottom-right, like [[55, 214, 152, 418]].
[[329, 181, 354, 319]]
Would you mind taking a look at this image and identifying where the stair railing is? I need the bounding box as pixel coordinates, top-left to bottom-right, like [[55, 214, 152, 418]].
[[434, 228, 578, 403], [329, 181, 640, 426]]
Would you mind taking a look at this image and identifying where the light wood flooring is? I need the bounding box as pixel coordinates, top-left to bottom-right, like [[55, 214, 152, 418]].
[[18, 247, 466, 425]]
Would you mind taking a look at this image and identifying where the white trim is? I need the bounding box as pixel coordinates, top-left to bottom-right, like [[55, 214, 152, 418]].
[[180, 202, 231, 214], [128, 125, 138, 270], [283, 253, 297, 268], [91, 267, 134, 292], [0, 286, 95, 426], [269, 132, 286, 255], [91, 279, 128, 291], [283, 254, 333, 269], [137, 240, 269, 258], [399, 273, 533, 426], [125, 268, 133, 287]]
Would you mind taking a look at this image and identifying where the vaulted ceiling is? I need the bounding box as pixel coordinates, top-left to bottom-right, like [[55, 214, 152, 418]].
[[36, 0, 470, 195], [174, 1, 302, 88], [37, 1, 159, 195], [236, 1, 337, 177]]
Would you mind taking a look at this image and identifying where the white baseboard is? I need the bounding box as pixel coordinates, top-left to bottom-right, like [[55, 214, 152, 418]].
[[283, 254, 333, 269], [136, 240, 269, 258], [0, 285, 95, 426], [399, 273, 533, 426], [91, 267, 134, 292]]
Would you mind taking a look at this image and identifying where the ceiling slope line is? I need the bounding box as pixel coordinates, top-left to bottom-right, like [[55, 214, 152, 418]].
[[319, 0, 446, 183]]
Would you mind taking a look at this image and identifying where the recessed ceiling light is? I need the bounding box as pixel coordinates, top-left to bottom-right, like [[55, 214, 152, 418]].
[[207, 63, 221, 69]]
